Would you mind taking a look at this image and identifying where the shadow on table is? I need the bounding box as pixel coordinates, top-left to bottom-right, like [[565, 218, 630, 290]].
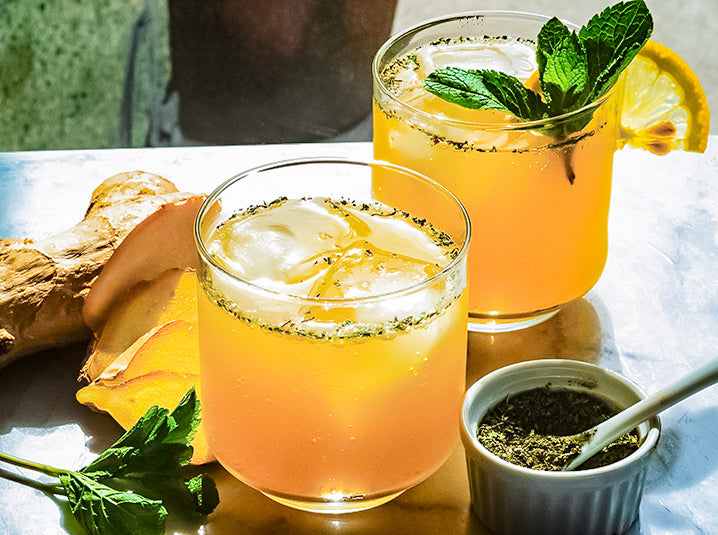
[[0, 293, 620, 534], [189, 446, 484, 535], [645, 404, 718, 490], [0, 343, 121, 453], [631, 404, 718, 533]]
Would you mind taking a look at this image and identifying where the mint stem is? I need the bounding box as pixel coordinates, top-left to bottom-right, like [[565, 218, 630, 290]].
[[0, 450, 69, 479], [0, 465, 65, 495], [0, 451, 69, 496], [560, 144, 576, 184]]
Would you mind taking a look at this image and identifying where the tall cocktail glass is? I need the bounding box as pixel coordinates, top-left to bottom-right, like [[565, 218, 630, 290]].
[[194, 158, 470, 513], [373, 12, 624, 332]]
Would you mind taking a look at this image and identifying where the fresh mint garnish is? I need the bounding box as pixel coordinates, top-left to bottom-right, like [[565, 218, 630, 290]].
[[424, 0, 653, 130], [424, 68, 549, 120], [0, 388, 218, 535], [539, 28, 589, 116], [579, 0, 654, 101]]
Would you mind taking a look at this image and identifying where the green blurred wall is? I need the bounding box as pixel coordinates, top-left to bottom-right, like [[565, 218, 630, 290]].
[[0, 0, 165, 151]]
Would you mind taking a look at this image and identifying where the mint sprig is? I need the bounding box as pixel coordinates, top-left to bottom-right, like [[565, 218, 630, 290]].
[[424, 0, 653, 131], [0, 388, 218, 535]]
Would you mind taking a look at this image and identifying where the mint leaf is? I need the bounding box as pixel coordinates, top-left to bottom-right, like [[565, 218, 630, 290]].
[[77, 387, 219, 522], [185, 474, 220, 516], [419, 0, 653, 184], [140, 473, 220, 518], [579, 0, 653, 98], [423, 0, 652, 127], [82, 388, 199, 478], [60, 472, 167, 535], [0, 387, 218, 535], [541, 31, 589, 115], [536, 17, 572, 77], [166, 386, 202, 446], [424, 67, 548, 121]]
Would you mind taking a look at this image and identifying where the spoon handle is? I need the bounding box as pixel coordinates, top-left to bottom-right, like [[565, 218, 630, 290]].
[[564, 357, 718, 471]]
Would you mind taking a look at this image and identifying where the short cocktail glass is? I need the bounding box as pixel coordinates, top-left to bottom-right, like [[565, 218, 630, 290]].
[[194, 158, 470, 513], [373, 12, 624, 332]]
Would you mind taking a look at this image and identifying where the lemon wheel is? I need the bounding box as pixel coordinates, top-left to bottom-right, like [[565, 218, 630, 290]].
[[620, 40, 710, 155]]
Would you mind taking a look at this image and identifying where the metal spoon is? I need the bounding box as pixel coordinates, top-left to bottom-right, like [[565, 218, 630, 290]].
[[563, 357, 718, 471]]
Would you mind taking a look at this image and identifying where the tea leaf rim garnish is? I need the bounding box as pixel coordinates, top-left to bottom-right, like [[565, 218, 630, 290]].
[[0, 388, 219, 535], [476, 386, 642, 472], [423, 0, 653, 135]]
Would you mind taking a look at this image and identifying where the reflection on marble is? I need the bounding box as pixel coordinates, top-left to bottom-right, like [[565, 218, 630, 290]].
[[466, 295, 611, 386]]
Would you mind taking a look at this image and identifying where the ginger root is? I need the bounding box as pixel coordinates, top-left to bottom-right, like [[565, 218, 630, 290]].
[[0, 171, 203, 369]]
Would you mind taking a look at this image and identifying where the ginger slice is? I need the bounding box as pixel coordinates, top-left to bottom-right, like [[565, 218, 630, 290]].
[[77, 370, 213, 465], [83, 196, 205, 331], [96, 320, 199, 382], [76, 319, 214, 464], [80, 269, 198, 382]]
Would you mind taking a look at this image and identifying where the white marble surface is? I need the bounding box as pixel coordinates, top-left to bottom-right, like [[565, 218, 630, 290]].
[[0, 139, 717, 534]]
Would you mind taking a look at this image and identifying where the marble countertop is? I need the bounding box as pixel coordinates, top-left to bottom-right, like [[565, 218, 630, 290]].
[[0, 139, 717, 534]]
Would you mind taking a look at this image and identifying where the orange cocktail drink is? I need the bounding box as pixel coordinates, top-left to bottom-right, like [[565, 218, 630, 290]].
[[373, 12, 623, 331], [194, 159, 470, 513]]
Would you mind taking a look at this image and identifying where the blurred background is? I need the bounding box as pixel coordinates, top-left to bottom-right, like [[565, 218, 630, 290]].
[[0, 0, 714, 151]]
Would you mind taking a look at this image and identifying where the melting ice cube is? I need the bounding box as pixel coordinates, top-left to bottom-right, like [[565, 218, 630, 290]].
[[308, 240, 443, 299], [207, 198, 351, 295]]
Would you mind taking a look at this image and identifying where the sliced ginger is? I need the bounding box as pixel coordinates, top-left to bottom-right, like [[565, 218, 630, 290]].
[[83, 195, 205, 331], [80, 268, 198, 382], [77, 371, 213, 465], [77, 314, 214, 464], [77, 269, 215, 464], [95, 320, 199, 382]]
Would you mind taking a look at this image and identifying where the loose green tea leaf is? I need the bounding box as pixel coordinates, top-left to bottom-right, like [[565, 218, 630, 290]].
[[476, 387, 641, 471]]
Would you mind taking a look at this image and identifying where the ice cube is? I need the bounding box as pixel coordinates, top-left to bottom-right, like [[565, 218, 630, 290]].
[[416, 40, 537, 81], [207, 198, 352, 295], [309, 240, 442, 299], [206, 197, 456, 331]]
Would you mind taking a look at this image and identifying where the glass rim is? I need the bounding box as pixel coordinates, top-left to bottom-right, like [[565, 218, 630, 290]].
[[372, 10, 616, 132], [194, 156, 471, 305]]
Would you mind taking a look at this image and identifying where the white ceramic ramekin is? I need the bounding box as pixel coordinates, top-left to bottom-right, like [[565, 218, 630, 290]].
[[461, 359, 661, 535]]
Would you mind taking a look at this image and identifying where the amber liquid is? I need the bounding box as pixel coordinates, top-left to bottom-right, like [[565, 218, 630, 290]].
[[374, 44, 621, 324], [197, 198, 467, 510]]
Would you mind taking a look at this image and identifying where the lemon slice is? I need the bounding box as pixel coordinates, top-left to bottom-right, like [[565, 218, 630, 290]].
[[620, 40, 710, 155]]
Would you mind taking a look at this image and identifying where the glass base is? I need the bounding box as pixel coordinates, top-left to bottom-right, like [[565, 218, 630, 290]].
[[468, 306, 560, 333], [261, 489, 405, 514]]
